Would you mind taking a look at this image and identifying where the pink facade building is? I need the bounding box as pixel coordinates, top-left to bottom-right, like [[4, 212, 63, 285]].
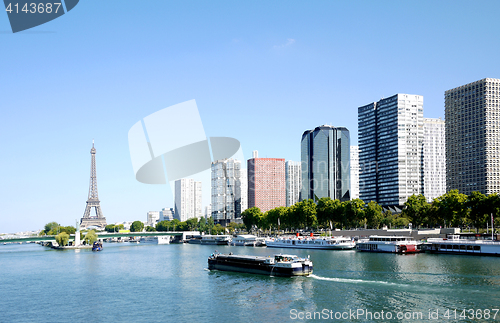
[[247, 151, 286, 213]]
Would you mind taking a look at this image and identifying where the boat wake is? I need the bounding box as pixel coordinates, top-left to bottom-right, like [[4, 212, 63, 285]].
[[309, 274, 409, 288]]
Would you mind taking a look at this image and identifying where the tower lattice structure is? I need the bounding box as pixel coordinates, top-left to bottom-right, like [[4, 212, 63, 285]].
[[80, 141, 107, 229]]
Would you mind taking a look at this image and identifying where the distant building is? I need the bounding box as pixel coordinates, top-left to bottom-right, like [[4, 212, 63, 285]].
[[211, 159, 247, 225], [247, 151, 286, 213], [286, 160, 301, 206], [358, 94, 424, 208], [350, 146, 360, 200], [174, 178, 202, 222], [301, 125, 350, 201], [160, 208, 174, 221], [194, 181, 202, 219], [445, 78, 500, 195], [423, 118, 446, 202], [147, 211, 160, 226], [205, 205, 211, 219]]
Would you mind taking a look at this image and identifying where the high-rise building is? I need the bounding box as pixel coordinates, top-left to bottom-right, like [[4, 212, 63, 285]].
[[247, 151, 286, 213], [285, 161, 301, 207], [423, 118, 446, 201], [211, 159, 247, 225], [174, 178, 202, 222], [358, 94, 424, 207], [300, 125, 350, 201], [194, 181, 202, 218], [147, 211, 160, 226], [445, 78, 500, 195], [160, 208, 174, 221], [350, 146, 360, 199], [204, 205, 211, 219]]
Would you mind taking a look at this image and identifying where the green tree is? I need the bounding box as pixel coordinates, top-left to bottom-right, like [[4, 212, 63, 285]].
[[295, 199, 317, 229], [212, 224, 225, 235], [402, 194, 429, 228], [186, 218, 199, 231], [380, 210, 394, 228], [145, 226, 156, 232], [265, 206, 288, 230], [316, 197, 332, 227], [156, 220, 170, 232], [467, 191, 488, 232], [84, 230, 98, 245], [227, 222, 240, 234], [176, 221, 189, 231], [426, 199, 443, 227], [43, 222, 59, 235], [343, 199, 365, 229], [55, 232, 70, 246], [206, 217, 214, 234], [63, 226, 76, 234], [488, 193, 500, 230], [286, 204, 300, 229], [393, 214, 410, 228], [434, 190, 468, 227], [241, 207, 262, 232], [364, 201, 383, 229], [105, 224, 116, 232], [130, 221, 144, 232], [198, 217, 207, 233]]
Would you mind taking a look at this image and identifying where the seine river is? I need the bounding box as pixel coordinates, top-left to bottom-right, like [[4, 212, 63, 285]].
[[2, 242, 500, 322]]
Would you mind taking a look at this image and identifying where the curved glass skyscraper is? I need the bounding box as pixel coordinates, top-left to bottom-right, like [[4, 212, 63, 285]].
[[300, 125, 350, 201]]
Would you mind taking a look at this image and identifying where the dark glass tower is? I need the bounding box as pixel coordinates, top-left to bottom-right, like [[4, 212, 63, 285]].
[[300, 125, 350, 201]]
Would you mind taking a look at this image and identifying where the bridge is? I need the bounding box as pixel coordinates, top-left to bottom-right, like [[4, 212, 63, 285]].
[[0, 231, 185, 244]]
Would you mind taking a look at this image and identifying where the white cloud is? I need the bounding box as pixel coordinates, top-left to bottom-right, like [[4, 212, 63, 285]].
[[273, 38, 296, 49]]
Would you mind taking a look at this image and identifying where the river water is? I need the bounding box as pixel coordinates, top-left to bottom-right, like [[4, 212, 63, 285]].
[[2, 242, 500, 322]]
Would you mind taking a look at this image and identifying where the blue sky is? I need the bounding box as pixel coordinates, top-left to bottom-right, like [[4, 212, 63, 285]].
[[2, 1, 500, 233]]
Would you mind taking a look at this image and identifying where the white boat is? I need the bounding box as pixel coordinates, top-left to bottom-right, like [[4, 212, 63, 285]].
[[265, 236, 355, 250], [356, 235, 423, 253], [200, 235, 232, 245], [231, 234, 266, 246], [426, 235, 500, 256], [139, 236, 171, 245]]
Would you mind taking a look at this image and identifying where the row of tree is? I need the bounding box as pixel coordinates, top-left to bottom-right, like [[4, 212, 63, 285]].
[[241, 190, 500, 232], [403, 190, 500, 230], [154, 217, 245, 234]]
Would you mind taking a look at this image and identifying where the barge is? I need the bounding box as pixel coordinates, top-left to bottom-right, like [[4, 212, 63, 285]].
[[356, 235, 423, 253], [266, 236, 355, 250], [200, 235, 232, 245], [208, 253, 313, 277], [426, 235, 500, 256], [139, 236, 171, 244]]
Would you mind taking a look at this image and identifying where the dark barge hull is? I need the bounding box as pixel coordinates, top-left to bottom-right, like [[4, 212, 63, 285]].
[[208, 255, 312, 277]]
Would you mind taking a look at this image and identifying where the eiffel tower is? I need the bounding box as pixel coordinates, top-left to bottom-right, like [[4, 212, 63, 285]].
[[80, 140, 107, 229]]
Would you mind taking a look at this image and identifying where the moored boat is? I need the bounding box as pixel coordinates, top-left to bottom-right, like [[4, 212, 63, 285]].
[[187, 236, 202, 244], [200, 235, 232, 245], [356, 235, 423, 253], [265, 236, 355, 250], [426, 235, 500, 256], [231, 234, 266, 246], [208, 253, 313, 276], [92, 241, 103, 251], [139, 236, 171, 245]]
